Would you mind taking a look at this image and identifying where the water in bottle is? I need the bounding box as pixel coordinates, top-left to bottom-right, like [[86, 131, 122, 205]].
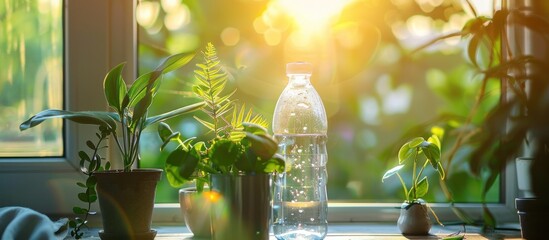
[[272, 62, 328, 240]]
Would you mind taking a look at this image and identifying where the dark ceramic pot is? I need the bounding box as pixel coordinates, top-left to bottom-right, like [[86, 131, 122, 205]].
[[94, 169, 162, 240], [516, 197, 544, 240]]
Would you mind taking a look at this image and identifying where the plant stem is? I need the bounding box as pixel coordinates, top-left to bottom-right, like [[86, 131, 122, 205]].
[[396, 172, 409, 202], [412, 149, 418, 200]]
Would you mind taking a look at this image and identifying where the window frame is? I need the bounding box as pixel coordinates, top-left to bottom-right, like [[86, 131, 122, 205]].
[[0, 0, 135, 215], [0, 0, 520, 224]]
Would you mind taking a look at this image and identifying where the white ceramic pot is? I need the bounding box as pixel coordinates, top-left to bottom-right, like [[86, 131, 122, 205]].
[[397, 201, 431, 235], [179, 187, 212, 238]]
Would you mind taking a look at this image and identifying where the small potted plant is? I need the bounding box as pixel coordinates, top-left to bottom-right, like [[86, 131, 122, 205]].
[[382, 132, 446, 235], [20, 53, 204, 239], [158, 43, 284, 240]]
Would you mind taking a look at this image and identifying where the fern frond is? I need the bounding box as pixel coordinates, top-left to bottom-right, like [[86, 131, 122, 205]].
[[193, 116, 216, 132]]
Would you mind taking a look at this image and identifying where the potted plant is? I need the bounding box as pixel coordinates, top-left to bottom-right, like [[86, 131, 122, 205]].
[[157, 43, 284, 240], [19, 53, 205, 239], [382, 132, 446, 235], [398, 1, 549, 236]]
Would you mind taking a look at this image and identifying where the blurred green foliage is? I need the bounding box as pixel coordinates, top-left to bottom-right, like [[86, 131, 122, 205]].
[[138, 0, 499, 203]]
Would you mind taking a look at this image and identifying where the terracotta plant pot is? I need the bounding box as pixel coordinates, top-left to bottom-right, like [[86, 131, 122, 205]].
[[210, 173, 272, 240], [179, 187, 212, 238], [94, 169, 162, 240], [397, 201, 432, 235]]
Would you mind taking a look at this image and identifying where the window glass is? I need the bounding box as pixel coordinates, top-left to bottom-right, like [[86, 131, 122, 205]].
[[0, 0, 63, 157], [138, 0, 500, 203]]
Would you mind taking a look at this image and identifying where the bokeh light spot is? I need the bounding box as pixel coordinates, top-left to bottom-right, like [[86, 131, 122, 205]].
[[137, 1, 160, 29], [221, 27, 241, 46]]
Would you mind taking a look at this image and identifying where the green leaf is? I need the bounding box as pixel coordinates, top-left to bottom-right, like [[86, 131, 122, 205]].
[[258, 154, 285, 173], [20, 110, 118, 131], [86, 176, 97, 187], [132, 88, 153, 127], [145, 101, 205, 127], [77, 193, 89, 203], [407, 137, 424, 148], [126, 71, 159, 108], [245, 132, 278, 160], [103, 63, 127, 113], [467, 32, 482, 68], [427, 134, 441, 150], [422, 142, 441, 168], [76, 182, 86, 188], [210, 139, 242, 167], [409, 176, 429, 199], [382, 165, 404, 182], [78, 151, 90, 162], [193, 116, 215, 131], [164, 146, 200, 187], [86, 141, 95, 150], [73, 207, 87, 215], [398, 144, 414, 164], [155, 52, 195, 74], [157, 122, 175, 142], [437, 161, 446, 180]]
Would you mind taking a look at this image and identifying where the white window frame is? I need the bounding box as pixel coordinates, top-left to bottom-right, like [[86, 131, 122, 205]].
[[0, 0, 135, 215], [0, 0, 520, 225]]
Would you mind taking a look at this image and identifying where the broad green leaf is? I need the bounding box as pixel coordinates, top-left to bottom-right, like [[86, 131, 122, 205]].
[[409, 176, 428, 199], [382, 165, 404, 182], [422, 142, 441, 168], [145, 101, 205, 127], [78, 151, 90, 162], [407, 137, 424, 148], [428, 133, 442, 149], [132, 88, 153, 126], [126, 71, 159, 107], [210, 139, 242, 167], [155, 52, 195, 74], [160, 132, 181, 151], [73, 207, 87, 215], [398, 144, 414, 164], [77, 193, 90, 203], [20, 110, 118, 131], [157, 122, 175, 142], [258, 154, 285, 173], [165, 146, 200, 187], [103, 63, 127, 113], [245, 132, 278, 160], [242, 122, 268, 135]]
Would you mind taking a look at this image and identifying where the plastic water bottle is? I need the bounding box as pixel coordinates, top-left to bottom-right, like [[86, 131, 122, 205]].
[[272, 62, 328, 240]]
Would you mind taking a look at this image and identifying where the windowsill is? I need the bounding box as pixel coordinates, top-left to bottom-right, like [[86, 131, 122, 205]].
[[79, 222, 523, 239]]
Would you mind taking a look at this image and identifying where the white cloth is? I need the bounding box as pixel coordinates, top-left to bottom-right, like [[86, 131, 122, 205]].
[[0, 207, 68, 240]]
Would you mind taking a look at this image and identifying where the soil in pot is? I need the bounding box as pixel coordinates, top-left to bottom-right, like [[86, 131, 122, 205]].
[[94, 169, 162, 240], [397, 201, 432, 235], [179, 187, 212, 238]]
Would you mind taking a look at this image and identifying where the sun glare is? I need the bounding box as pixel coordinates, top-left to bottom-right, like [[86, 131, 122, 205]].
[[276, 0, 353, 31]]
